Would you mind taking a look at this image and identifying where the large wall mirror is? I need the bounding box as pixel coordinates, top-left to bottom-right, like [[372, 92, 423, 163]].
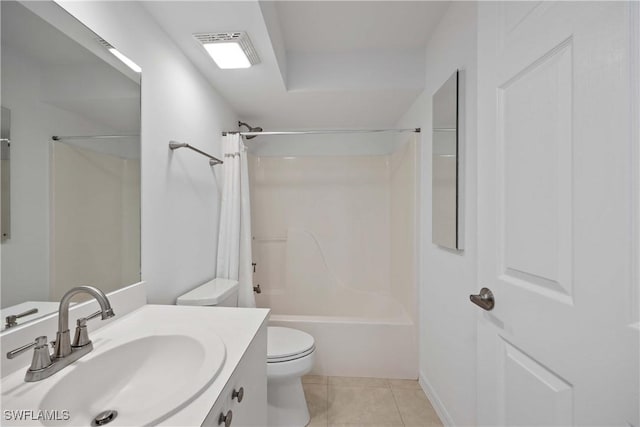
[[432, 70, 463, 250], [1, 1, 141, 330]]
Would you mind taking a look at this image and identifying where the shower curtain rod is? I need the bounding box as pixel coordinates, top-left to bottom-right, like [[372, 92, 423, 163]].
[[52, 135, 139, 141], [221, 128, 421, 137]]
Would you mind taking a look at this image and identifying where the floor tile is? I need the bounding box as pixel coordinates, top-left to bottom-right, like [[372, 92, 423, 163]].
[[328, 386, 402, 425], [391, 388, 443, 427], [328, 376, 390, 388], [304, 375, 328, 384], [388, 379, 421, 390], [328, 424, 404, 427], [304, 383, 328, 426]]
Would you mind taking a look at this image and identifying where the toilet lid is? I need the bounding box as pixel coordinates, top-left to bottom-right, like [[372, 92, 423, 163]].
[[267, 327, 315, 361], [176, 278, 238, 306]]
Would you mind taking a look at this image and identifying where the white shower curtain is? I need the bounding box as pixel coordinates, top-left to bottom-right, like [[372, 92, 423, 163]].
[[216, 134, 255, 308]]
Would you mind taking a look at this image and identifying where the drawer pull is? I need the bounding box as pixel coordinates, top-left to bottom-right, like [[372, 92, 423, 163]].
[[218, 410, 232, 427], [232, 387, 244, 403]]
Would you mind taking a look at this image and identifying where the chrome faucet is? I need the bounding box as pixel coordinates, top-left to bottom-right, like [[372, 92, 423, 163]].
[[6, 286, 115, 382], [54, 286, 114, 358]]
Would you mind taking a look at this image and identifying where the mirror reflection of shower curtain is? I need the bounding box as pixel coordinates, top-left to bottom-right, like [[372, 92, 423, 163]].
[[216, 134, 255, 307]]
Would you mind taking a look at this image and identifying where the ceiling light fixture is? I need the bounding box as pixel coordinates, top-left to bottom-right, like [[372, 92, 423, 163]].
[[194, 32, 260, 69], [97, 37, 141, 73]]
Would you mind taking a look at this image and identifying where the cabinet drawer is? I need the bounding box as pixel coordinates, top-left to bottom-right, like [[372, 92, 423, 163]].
[[202, 323, 267, 427]]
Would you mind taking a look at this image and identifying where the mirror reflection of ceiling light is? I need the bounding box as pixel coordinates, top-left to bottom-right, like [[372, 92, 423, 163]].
[[108, 48, 142, 73], [97, 37, 141, 73], [194, 32, 260, 69]]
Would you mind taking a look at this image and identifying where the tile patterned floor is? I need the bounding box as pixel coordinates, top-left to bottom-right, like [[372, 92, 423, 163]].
[[302, 376, 443, 427]]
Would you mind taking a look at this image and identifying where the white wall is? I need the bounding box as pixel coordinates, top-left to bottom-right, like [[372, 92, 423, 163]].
[[56, 1, 238, 304], [394, 2, 478, 425]]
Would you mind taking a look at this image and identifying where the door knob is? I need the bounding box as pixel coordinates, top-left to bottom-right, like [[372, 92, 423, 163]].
[[470, 287, 494, 311]]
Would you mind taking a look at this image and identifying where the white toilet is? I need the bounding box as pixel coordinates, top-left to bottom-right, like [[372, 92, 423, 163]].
[[176, 279, 315, 427], [266, 326, 315, 427]]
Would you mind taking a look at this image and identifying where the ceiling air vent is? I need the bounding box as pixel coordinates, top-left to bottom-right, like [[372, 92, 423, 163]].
[[194, 32, 260, 69]]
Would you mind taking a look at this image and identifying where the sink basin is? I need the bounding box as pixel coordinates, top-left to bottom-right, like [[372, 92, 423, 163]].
[[1, 306, 226, 426], [41, 335, 217, 426]]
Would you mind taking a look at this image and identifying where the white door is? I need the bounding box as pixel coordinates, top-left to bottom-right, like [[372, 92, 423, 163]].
[[476, 2, 639, 425]]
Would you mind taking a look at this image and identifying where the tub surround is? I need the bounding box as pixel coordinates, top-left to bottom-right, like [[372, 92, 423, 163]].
[[250, 153, 418, 379], [250, 155, 392, 301]]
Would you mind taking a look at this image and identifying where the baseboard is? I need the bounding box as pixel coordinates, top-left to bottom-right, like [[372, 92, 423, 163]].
[[419, 372, 455, 427]]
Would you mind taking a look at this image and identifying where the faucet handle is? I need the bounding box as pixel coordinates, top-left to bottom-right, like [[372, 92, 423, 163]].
[[5, 308, 39, 328], [77, 310, 103, 328], [72, 310, 110, 348], [6, 336, 52, 371], [6, 338, 39, 359]]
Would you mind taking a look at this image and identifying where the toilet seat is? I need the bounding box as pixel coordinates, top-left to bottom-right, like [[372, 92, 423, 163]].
[[267, 327, 315, 363], [268, 346, 315, 363]]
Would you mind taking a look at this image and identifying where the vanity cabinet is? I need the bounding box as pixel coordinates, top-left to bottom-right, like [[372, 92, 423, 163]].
[[202, 323, 267, 427], [1, 304, 270, 426]]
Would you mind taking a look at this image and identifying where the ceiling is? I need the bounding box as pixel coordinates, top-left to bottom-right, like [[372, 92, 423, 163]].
[[276, 1, 447, 52], [143, 1, 449, 132], [2, 1, 141, 133]]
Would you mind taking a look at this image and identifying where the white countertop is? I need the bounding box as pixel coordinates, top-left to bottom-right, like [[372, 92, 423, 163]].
[[158, 305, 269, 426], [0, 304, 270, 426]]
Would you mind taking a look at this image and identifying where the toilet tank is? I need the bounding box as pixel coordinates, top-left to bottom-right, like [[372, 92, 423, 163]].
[[176, 278, 239, 307]]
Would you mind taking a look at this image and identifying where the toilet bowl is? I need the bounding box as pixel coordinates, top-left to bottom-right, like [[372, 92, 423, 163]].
[[176, 279, 315, 427], [267, 326, 315, 427]]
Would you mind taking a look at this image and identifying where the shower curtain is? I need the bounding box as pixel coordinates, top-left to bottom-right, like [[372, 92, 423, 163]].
[[216, 134, 255, 307]]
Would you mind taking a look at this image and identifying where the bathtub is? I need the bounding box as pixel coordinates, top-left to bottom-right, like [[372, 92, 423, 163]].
[[257, 290, 418, 379]]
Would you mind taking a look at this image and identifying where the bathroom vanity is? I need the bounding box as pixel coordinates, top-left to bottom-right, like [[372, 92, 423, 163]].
[[0, 296, 269, 426], [163, 305, 269, 427]]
